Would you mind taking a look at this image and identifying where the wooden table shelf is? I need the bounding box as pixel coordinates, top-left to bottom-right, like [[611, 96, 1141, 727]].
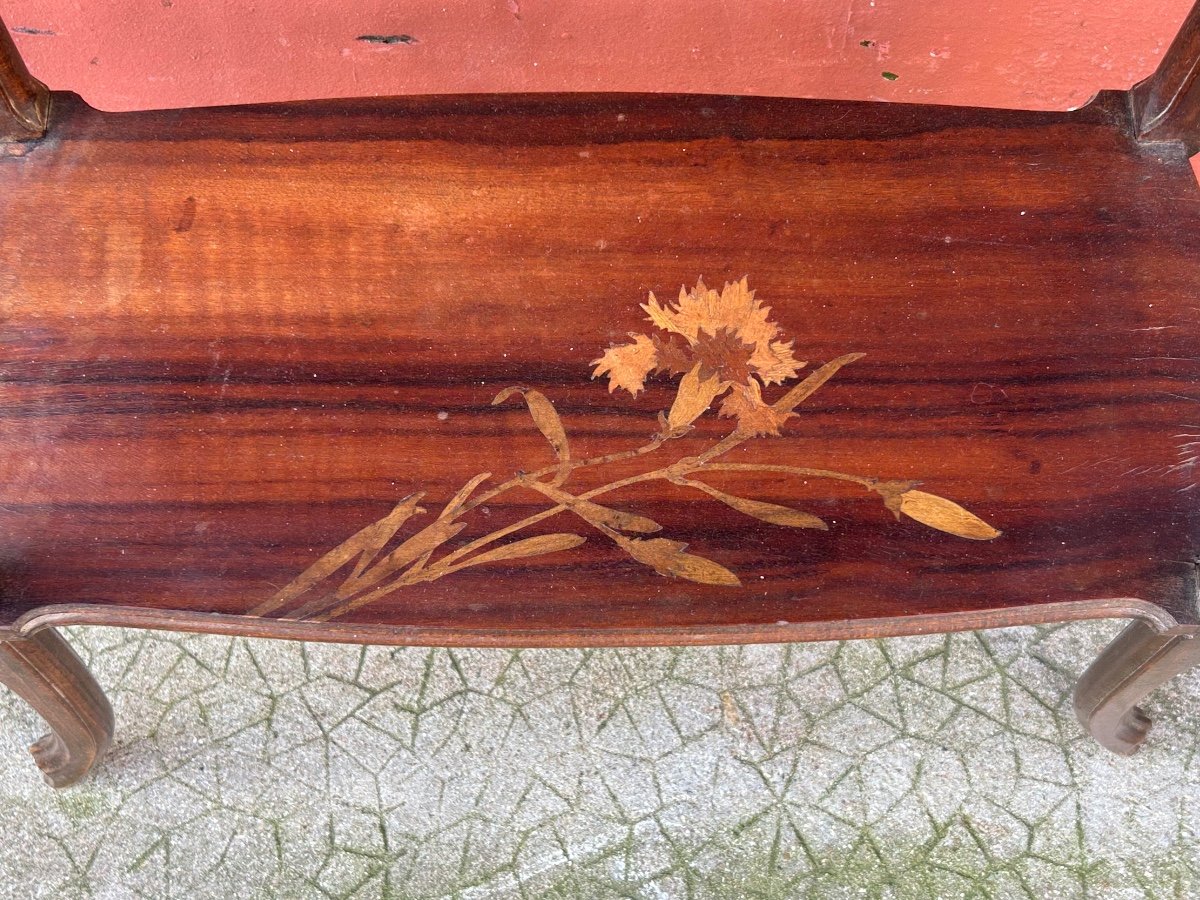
[[1, 6, 1199, 786]]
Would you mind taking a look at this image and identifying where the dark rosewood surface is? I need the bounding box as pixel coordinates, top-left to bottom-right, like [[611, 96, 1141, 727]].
[[0, 90, 1197, 646]]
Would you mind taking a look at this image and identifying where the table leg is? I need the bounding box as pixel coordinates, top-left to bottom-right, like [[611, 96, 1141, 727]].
[[1074, 621, 1200, 755], [0, 629, 114, 787]]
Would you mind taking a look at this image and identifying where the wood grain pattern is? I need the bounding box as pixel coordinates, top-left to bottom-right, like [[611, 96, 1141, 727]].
[[0, 87, 1197, 649], [0, 14, 49, 142], [1133, 0, 1200, 153]]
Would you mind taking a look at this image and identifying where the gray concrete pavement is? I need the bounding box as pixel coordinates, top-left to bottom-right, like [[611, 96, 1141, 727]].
[[0, 621, 1197, 898]]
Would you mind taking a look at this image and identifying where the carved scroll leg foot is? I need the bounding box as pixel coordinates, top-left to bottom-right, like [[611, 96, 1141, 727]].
[[0, 630, 114, 787], [1074, 621, 1200, 756]]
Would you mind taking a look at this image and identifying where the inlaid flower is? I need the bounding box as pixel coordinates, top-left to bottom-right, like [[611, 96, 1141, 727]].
[[591, 277, 805, 435], [267, 275, 1000, 623]]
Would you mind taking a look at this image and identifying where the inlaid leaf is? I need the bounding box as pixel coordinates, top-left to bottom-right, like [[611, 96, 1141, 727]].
[[666, 363, 728, 432], [651, 332, 694, 377], [492, 386, 570, 466], [683, 480, 827, 530], [771, 352, 866, 417], [456, 533, 586, 569], [591, 333, 657, 396], [253, 493, 425, 615], [559, 496, 662, 534], [897, 490, 1001, 540], [439, 471, 492, 520], [718, 379, 789, 437], [347, 495, 429, 582], [751, 338, 805, 386], [575, 502, 662, 534], [338, 518, 467, 597], [621, 537, 741, 587], [528, 480, 662, 534]]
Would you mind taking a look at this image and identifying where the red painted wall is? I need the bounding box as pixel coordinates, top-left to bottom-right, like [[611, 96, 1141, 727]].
[[5, 0, 1195, 111], [5, 1, 1198, 176]]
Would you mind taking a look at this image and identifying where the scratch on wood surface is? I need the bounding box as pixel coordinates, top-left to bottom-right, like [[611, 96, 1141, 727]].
[[1058, 455, 1122, 475], [1172, 427, 1199, 492]]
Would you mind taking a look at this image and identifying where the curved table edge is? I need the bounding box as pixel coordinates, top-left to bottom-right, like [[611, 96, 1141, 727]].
[[2, 597, 1190, 649]]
